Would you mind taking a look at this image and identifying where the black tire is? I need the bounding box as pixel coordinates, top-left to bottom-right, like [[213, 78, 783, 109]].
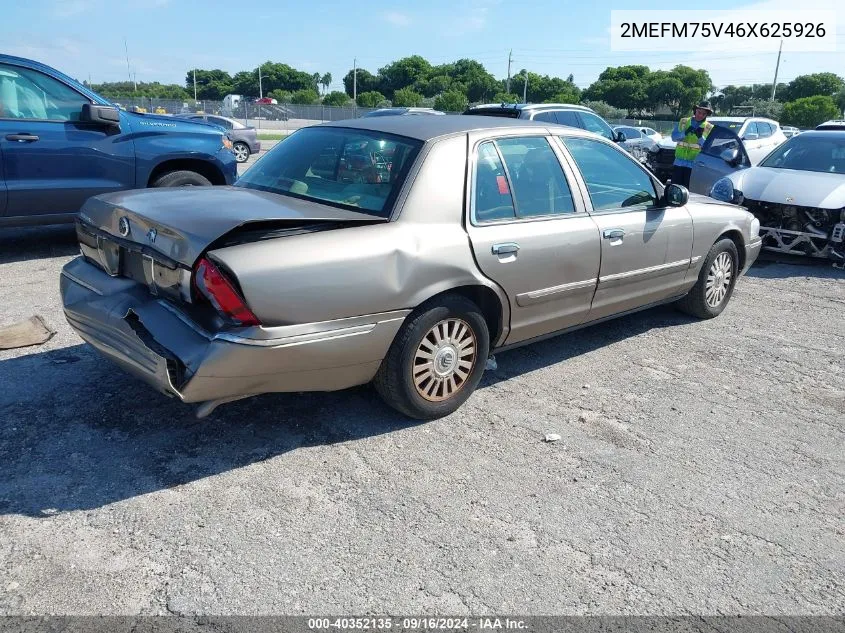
[[374, 295, 490, 420], [676, 238, 740, 319], [150, 170, 212, 187], [232, 142, 250, 163]]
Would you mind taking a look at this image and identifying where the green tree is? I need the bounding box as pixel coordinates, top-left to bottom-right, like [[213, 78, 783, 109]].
[[186, 69, 233, 100], [356, 91, 385, 107], [392, 87, 423, 107], [434, 90, 468, 112], [786, 73, 845, 101], [668, 65, 712, 117], [834, 88, 845, 114], [584, 65, 651, 115], [782, 95, 840, 128], [377, 55, 432, 98], [580, 100, 626, 120], [290, 89, 320, 105], [646, 71, 685, 113], [492, 92, 520, 103], [738, 99, 784, 120], [268, 89, 291, 103], [320, 73, 332, 95], [343, 68, 379, 97], [322, 91, 351, 106]]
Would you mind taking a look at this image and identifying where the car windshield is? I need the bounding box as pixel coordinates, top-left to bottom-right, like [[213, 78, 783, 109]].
[[759, 135, 845, 174], [234, 127, 423, 216], [712, 119, 744, 131]]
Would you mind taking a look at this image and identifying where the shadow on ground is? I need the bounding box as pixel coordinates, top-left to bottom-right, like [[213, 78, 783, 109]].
[[0, 304, 693, 518], [0, 225, 78, 265]]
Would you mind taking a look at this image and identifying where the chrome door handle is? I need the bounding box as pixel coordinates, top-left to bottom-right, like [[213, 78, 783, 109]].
[[492, 242, 520, 255], [602, 229, 625, 240], [5, 133, 39, 142]]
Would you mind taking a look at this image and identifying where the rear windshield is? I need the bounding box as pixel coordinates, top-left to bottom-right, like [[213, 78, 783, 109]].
[[712, 120, 744, 131], [234, 127, 423, 217]]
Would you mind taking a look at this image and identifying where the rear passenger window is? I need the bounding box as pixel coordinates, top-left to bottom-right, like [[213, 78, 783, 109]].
[[532, 111, 558, 123], [555, 110, 581, 128], [497, 137, 575, 217], [474, 142, 516, 222], [473, 137, 576, 222]]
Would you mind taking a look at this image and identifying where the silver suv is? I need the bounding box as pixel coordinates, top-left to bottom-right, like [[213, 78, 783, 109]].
[[463, 103, 622, 144]]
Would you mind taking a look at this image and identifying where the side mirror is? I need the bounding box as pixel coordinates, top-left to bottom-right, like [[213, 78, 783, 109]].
[[741, 132, 758, 141], [720, 147, 740, 166], [81, 103, 120, 127], [664, 183, 689, 207], [616, 131, 627, 142]]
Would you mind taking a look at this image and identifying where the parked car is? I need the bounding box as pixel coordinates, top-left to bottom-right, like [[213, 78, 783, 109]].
[[463, 103, 625, 146], [60, 116, 761, 420], [688, 126, 845, 264], [782, 125, 801, 138], [174, 114, 260, 163], [637, 126, 662, 142], [817, 120, 845, 131], [253, 97, 278, 105], [612, 125, 658, 160], [0, 55, 238, 227], [361, 107, 445, 117], [645, 116, 788, 183]]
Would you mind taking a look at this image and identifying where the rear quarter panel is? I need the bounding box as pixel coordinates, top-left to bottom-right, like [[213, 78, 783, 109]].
[[210, 135, 509, 328]]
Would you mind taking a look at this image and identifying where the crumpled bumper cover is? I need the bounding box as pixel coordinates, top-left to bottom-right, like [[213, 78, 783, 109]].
[[60, 257, 407, 404]]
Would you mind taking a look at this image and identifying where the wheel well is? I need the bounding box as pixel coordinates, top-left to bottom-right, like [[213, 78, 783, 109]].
[[427, 285, 504, 344], [718, 230, 745, 271], [147, 159, 226, 186]]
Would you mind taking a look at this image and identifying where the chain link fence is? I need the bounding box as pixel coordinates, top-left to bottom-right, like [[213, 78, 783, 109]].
[[108, 97, 678, 135]]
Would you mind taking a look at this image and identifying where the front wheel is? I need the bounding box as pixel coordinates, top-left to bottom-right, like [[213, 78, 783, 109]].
[[676, 238, 739, 319], [150, 170, 212, 187], [374, 295, 490, 420]]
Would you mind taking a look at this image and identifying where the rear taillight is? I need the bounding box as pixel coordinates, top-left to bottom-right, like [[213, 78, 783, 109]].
[[193, 257, 261, 327]]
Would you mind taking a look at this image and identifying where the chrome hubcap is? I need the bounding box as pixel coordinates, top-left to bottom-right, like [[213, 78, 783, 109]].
[[706, 252, 733, 308], [234, 145, 249, 161], [413, 318, 477, 402]]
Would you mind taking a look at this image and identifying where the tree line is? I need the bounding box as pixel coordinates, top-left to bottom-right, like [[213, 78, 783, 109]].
[[87, 56, 845, 128]]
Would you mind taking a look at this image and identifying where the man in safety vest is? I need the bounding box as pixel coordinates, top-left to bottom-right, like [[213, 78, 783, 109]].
[[670, 100, 715, 188]]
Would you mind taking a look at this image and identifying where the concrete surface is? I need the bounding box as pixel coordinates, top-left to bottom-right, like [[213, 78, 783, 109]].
[[0, 219, 843, 615]]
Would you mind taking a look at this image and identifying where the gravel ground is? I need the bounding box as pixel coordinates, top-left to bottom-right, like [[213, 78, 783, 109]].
[[0, 216, 843, 615]]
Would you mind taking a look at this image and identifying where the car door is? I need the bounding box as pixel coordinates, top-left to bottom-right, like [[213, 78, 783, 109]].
[[688, 125, 751, 195], [465, 133, 602, 345], [740, 121, 767, 164], [0, 61, 135, 220], [558, 135, 694, 320], [0, 145, 6, 215]]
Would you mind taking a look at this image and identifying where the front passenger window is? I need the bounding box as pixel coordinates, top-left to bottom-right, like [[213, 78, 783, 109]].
[[562, 137, 657, 210], [0, 63, 88, 121]]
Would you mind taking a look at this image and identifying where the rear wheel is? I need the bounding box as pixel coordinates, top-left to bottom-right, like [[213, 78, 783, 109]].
[[374, 295, 489, 420], [676, 238, 739, 319], [232, 142, 250, 163], [150, 170, 212, 187]]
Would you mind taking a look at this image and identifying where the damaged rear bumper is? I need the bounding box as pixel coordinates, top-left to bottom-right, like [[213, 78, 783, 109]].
[[60, 257, 408, 405]]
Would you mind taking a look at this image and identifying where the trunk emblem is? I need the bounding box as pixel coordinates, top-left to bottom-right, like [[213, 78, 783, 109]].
[[147, 228, 157, 244], [118, 217, 130, 237], [785, 196, 794, 202]]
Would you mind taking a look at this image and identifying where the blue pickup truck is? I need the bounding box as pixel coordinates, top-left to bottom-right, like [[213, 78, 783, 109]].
[[0, 55, 238, 227]]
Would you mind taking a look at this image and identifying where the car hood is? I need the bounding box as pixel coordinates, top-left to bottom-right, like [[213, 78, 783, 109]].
[[79, 186, 386, 267], [124, 112, 225, 135], [731, 167, 845, 208]]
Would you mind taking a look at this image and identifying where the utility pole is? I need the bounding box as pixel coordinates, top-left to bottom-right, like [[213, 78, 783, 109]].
[[353, 57, 357, 102], [505, 49, 512, 95], [523, 73, 528, 103], [193, 69, 197, 102], [124, 38, 135, 91], [770, 39, 783, 101]]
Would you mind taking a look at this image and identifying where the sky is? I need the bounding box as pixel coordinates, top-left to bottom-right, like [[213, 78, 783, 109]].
[[2, 0, 843, 95]]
